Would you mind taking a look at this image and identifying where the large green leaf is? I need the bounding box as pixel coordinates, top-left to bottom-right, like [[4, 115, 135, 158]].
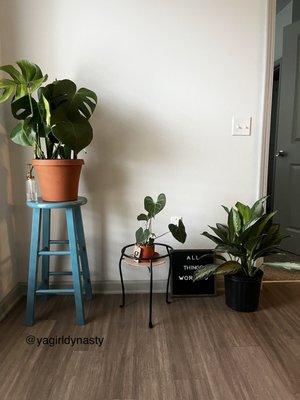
[[202, 231, 223, 245], [52, 117, 93, 152], [228, 208, 241, 239], [10, 120, 36, 147], [250, 196, 268, 219], [0, 60, 47, 101], [71, 88, 97, 119], [235, 202, 251, 224], [11, 95, 34, 120], [194, 264, 219, 280], [194, 261, 242, 281], [169, 219, 187, 243], [144, 193, 166, 218], [263, 262, 300, 271], [135, 228, 151, 244], [209, 225, 227, 242], [0, 79, 15, 102], [42, 79, 97, 152], [241, 211, 277, 249]]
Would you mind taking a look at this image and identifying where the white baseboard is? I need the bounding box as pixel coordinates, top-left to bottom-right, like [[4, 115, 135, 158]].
[[2, 279, 296, 321], [18, 279, 168, 294]]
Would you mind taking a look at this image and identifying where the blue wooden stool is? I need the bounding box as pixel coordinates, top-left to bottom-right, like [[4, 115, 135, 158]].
[[26, 196, 93, 326]]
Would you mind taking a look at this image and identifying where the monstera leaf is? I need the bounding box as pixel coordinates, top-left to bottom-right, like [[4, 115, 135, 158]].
[[41, 79, 97, 152], [11, 95, 46, 140], [0, 60, 47, 102], [10, 119, 36, 146]]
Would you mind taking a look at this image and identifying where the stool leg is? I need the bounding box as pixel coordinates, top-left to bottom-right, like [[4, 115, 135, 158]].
[[166, 247, 172, 304], [149, 260, 153, 329], [66, 208, 85, 325], [74, 206, 93, 300], [41, 209, 51, 297], [26, 208, 41, 326], [119, 251, 125, 307]]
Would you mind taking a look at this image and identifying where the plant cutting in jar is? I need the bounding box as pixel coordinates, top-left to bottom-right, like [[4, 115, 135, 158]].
[[135, 193, 187, 259], [0, 59, 97, 201]]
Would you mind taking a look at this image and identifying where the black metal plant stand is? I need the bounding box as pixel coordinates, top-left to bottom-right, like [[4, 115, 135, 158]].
[[118, 243, 173, 328]]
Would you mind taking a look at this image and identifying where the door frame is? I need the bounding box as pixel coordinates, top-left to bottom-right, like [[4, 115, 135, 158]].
[[259, 0, 276, 197]]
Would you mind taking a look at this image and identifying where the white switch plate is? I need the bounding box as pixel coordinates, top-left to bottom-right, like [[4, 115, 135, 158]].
[[232, 116, 252, 136], [170, 216, 182, 225]]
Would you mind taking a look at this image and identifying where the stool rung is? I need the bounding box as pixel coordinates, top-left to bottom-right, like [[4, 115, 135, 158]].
[[36, 289, 75, 295], [50, 240, 69, 245], [49, 271, 83, 276], [38, 249, 71, 256]]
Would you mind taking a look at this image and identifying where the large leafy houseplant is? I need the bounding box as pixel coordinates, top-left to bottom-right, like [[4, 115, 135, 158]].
[[135, 193, 187, 259], [194, 197, 300, 311], [0, 60, 97, 159], [0, 60, 97, 201], [194, 196, 299, 279]]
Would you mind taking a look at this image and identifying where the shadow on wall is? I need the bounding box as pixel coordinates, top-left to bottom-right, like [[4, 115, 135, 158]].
[[0, 127, 18, 301], [81, 102, 169, 280]]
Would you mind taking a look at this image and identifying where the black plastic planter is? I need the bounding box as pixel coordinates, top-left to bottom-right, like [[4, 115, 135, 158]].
[[224, 270, 263, 312]]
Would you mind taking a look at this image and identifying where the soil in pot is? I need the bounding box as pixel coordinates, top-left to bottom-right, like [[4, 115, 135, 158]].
[[32, 159, 84, 202], [224, 270, 263, 312]]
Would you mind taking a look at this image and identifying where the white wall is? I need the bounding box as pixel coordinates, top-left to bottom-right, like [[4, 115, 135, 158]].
[[275, 1, 293, 60], [0, 0, 268, 284]]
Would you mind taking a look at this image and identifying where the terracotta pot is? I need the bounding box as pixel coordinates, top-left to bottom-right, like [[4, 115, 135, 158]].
[[139, 244, 155, 260], [32, 159, 84, 202]]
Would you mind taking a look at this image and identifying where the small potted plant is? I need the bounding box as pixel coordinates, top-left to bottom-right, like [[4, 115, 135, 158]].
[[0, 60, 97, 201], [135, 193, 187, 259], [194, 197, 300, 311]]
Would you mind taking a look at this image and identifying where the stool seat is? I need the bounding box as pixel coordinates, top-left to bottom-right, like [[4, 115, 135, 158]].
[[27, 196, 87, 209], [25, 196, 92, 326]]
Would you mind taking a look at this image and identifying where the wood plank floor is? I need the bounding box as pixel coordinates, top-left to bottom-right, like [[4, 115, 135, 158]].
[[0, 282, 299, 400]]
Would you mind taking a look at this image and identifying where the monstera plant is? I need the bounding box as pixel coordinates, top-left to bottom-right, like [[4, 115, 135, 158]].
[[134, 193, 187, 259], [194, 197, 300, 311], [0, 60, 97, 201]]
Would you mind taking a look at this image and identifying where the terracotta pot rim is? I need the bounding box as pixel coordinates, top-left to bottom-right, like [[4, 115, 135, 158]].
[[32, 159, 84, 166]]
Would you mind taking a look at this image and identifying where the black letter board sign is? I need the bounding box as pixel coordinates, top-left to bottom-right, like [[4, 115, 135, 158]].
[[171, 249, 216, 296]]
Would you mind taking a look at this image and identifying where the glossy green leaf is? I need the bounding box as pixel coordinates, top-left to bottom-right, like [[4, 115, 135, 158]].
[[144, 193, 166, 218], [0, 60, 47, 101], [263, 262, 300, 270], [42, 79, 97, 152], [137, 213, 148, 221], [0, 65, 24, 82], [71, 87, 97, 119], [52, 117, 93, 152], [10, 120, 36, 147], [250, 196, 268, 218], [194, 264, 219, 280], [202, 231, 223, 245], [235, 202, 251, 223], [11, 95, 34, 120], [135, 227, 144, 243], [222, 205, 230, 214], [0, 79, 15, 103], [169, 219, 187, 243]]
